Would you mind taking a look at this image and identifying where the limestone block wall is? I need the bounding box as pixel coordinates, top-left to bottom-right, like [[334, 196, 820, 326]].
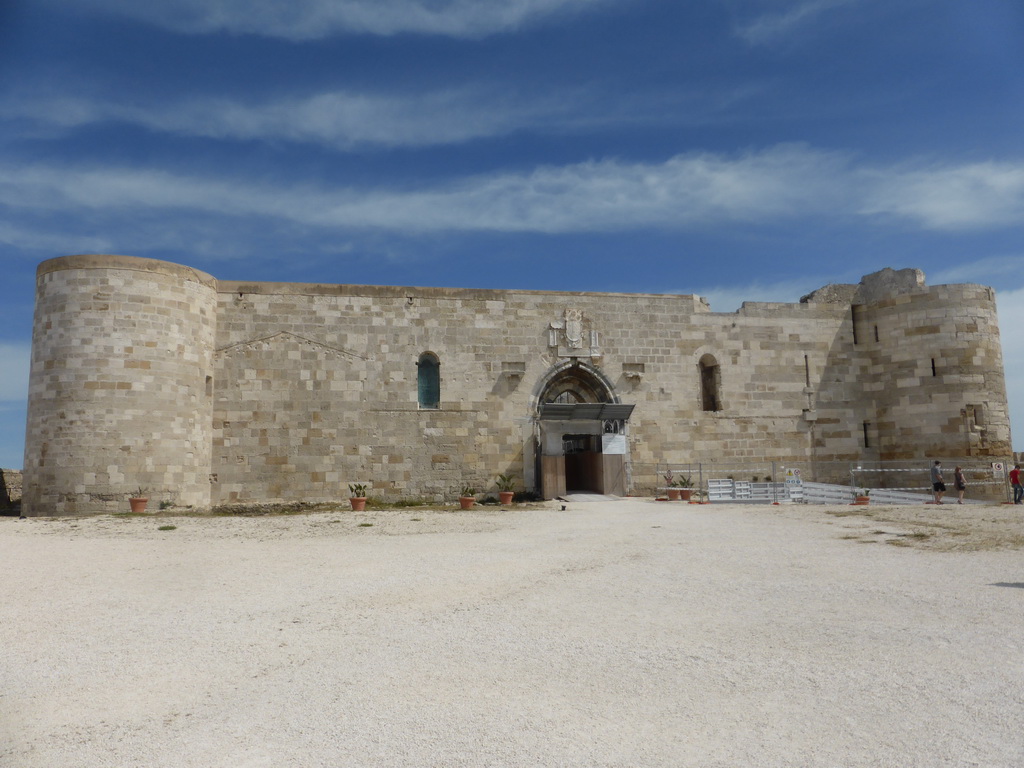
[[212, 283, 651, 503], [678, 302, 853, 465], [210, 281, 860, 503], [22, 256, 217, 516]]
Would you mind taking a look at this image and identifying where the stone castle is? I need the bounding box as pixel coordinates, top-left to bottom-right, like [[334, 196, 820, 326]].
[[21, 255, 1011, 516]]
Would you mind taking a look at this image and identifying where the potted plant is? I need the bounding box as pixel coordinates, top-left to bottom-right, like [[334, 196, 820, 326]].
[[853, 489, 870, 505], [348, 483, 368, 512], [128, 486, 149, 514], [459, 484, 476, 510], [664, 470, 681, 500], [496, 473, 516, 505], [675, 475, 694, 502]]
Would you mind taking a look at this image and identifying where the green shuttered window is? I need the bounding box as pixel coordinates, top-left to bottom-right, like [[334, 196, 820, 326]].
[[417, 353, 440, 409]]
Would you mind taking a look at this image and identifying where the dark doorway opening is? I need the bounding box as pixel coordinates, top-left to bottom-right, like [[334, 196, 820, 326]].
[[563, 434, 602, 492]]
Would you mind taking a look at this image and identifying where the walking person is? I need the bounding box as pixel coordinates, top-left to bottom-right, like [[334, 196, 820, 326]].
[[954, 466, 967, 504], [930, 460, 946, 504], [1011, 464, 1023, 504]]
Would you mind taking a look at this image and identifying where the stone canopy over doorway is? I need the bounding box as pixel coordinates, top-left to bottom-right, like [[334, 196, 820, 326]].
[[533, 362, 634, 499]]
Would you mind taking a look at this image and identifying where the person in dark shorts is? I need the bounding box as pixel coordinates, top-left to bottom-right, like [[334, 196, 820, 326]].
[[954, 466, 966, 504], [930, 460, 946, 504]]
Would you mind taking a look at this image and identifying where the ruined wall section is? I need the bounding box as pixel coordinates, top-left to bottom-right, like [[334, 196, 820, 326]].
[[859, 283, 1010, 459], [22, 256, 217, 516], [1, 469, 22, 513]]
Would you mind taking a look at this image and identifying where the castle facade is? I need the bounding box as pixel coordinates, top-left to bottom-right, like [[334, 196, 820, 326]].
[[21, 255, 1011, 515]]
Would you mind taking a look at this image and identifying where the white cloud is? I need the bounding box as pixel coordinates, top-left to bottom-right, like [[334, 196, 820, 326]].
[[0, 221, 115, 254], [0, 344, 31, 403], [46, 0, 612, 39], [0, 145, 853, 233], [733, 0, 861, 44], [5, 89, 580, 150], [1, 146, 1022, 236], [4, 83, 754, 150], [862, 162, 1024, 230], [930, 255, 1024, 287]]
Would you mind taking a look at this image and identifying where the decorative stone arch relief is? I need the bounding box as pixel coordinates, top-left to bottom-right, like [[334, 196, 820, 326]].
[[531, 360, 618, 413], [215, 331, 365, 361]]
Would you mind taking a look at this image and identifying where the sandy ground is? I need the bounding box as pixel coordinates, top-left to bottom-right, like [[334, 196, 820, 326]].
[[2, 498, 1024, 767]]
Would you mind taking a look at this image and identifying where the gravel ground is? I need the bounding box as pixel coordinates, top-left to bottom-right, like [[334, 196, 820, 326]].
[[2, 499, 1024, 767]]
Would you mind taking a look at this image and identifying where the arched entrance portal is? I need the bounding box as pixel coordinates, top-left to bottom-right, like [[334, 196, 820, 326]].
[[532, 362, 635, 499]]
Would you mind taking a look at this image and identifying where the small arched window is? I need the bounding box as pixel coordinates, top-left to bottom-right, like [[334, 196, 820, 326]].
[[699, 354, 721, 412], [417, 352, 440, 409]]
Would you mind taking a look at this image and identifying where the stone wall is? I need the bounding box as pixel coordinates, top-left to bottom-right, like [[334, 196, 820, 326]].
[[21, 255, 1013, 514], [208, 281, 863, 504]]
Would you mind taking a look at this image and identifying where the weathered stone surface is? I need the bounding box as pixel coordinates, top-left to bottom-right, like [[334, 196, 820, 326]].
[[800, 283, 859, 304], [858, 267, 926, 304]]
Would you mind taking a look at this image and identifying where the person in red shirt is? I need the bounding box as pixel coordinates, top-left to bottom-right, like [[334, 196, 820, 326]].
[[1010, 464, 1022, 505]]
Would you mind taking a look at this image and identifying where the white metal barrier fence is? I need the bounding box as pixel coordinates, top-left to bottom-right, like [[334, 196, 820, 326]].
[[707, 479, 989, 505], [707, 479, 788, 503], [654, 459, 1011, 505]]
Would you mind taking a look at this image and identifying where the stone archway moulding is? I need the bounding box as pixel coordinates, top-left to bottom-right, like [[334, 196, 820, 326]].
[[529, 360, 620, 416]]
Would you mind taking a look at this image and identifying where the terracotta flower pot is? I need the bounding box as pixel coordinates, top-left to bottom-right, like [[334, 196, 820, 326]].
[[499, 491, 514, 505], [459, 496, 475, 510], [680, 489, 693, 501], [853, 496, 870, 505], [350, 497, 367, 511], [667, 488, 682, 501], [129, 497, 149, 513]]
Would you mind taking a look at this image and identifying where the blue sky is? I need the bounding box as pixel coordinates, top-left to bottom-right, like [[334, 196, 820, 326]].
[[1, 0, 1023, 468]]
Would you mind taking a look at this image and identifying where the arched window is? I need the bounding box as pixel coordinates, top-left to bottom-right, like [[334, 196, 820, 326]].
[[417, 353, 440, 409], [699, 354, 721, 412]]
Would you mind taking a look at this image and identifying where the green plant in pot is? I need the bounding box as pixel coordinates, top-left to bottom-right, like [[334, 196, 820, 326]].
[[674, 475, 693, 501], [459, 484, 476, 510], [348, 483, 368, 512], [495, 473, 516, 505]]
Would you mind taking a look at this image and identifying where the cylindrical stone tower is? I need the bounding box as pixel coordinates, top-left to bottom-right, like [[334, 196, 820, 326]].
[[864, 282, 1012, 459], [22, 255, 218, 516]]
